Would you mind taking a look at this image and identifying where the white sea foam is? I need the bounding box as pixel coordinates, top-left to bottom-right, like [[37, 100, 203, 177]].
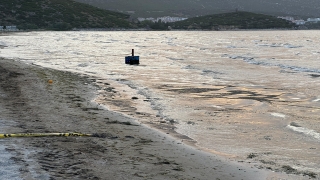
[[287, 125, 320, 141], [228, 55, 320, 74], [0, 144, 23, 180], [271, 113, 286, 118], [212, 105, 223, 109], [0, 120, 22, 180], [0, 119, 50, 179], [0, 41, 7, 46]]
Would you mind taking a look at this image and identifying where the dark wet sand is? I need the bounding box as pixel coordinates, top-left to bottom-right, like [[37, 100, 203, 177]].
[[0, 58, 307, 179]]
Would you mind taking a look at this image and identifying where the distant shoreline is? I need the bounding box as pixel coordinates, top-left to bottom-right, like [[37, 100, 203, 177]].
[[0, 28, 306, 33]]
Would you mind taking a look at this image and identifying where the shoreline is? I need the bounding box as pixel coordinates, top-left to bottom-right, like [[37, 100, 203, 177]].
[[0, 58, 305, 179], [0, 28, 315, 34]]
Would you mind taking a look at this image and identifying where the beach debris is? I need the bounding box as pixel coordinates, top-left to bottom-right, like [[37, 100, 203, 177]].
[[187, 121, 195, 125], [0, 132, 107, 138], [264, 136, 272, 140], [247, 153, 258, 159], [168, 119, 177, 124], [310, 74, 320, 78], [289, 122, 301, 127], [282, 165, 297, 174], [91, 133, 107, 138], [106, 120, 139, 126], [48, 79, 53, 84]]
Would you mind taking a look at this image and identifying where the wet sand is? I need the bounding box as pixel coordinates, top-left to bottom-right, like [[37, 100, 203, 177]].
[[0, 58, 307, 179]]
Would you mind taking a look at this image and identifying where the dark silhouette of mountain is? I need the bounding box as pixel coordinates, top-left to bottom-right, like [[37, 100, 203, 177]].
[[170, 11, 297, 30], [0, 0, 134, 30], [75, 0, 319, 18]]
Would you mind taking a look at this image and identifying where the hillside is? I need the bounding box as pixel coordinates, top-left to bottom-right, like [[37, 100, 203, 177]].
[[0, 0, 133, 30], [170, 12, 297, 30], [75, 0, 319, 19]]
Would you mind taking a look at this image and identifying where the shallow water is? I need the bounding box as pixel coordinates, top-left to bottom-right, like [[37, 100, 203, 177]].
[[1, 30, 320, 174], [0, 119, 23, 180]]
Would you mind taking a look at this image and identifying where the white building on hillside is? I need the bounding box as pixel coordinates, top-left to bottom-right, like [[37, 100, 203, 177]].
[[278, 16, 294, 21], [138, 16, 187, 23], [0, 25, 18, 31], [294, 20, 306, 25], [307, 18, 320, 23], [277, 16, 306, 25]]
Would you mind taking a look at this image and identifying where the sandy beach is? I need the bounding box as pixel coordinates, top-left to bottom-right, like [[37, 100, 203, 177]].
[[0, 58, 312, 179]]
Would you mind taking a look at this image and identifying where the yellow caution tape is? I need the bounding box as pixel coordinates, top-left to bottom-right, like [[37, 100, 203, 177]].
[[0, 132, 106, 138]]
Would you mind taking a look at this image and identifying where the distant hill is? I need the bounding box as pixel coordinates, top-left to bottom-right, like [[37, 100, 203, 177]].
[[0, 0, 134, 30], [75, 0, 320, 19], [170, 12, 297, 30]]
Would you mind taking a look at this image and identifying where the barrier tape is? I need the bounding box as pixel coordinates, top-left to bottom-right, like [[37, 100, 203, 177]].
[[0, 132, 107, 138]]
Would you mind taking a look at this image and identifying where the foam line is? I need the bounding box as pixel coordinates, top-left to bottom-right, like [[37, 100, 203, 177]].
[[287, 124, 320, 140], [228, 55, 320, 73]]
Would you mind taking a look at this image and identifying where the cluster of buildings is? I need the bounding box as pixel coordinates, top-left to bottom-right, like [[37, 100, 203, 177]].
[[137, 16, 187, 23], [278, 16, 320, 25], [0, 25, 18, 31], [139, 15, 320, 26]]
